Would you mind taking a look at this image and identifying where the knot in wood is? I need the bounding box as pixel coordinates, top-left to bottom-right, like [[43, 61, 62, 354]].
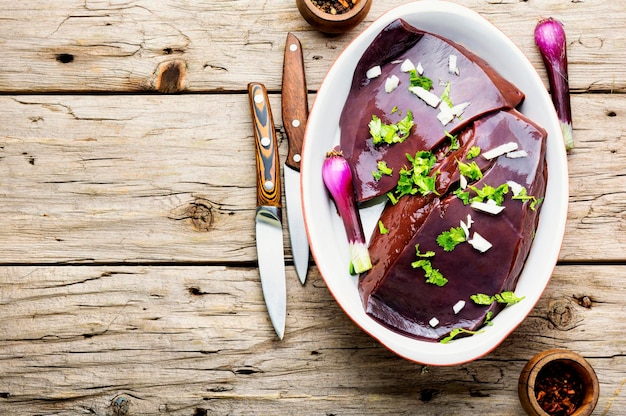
[[168, 198, 215, 232], [186, 200, 214, 232], [547, 298, 580, 331], [575, 295, 593, 308], [155, 59, 186, 93], [111, 395, 130, 416], [56, 53, 74, 64]]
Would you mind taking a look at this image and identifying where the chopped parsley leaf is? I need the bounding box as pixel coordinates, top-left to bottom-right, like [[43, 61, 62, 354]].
[[484, 311, 494, 326], [411, 244, 447, 286], [411, 151, 437, 176], [493, 291, 525, 305], [414, 244, 435, 258], [408, 69, 433, 90], [440, 327, 484, 344], [369, 116, 396, 145], [372, 160, 393, 181], [457, 160, 483, 181], [412, 174, 437, 196], [394, 167, 416, 199], [445, 130, 460, 152], [378, 220, 389, 235], [369, 111, 414, 146], [466, 146, 481, 159], [397, 111, 414, 137], [386, 191, 399, 205], [512, 187, 542, 210], [470, 293, 493, 305], [436, 226, 466, 251], [424, 266, 447, 286], [440, 82, 453, 108], [388, 151, 438, 203], [454, 188, 470, 205], [469, 183, 509, 205], [470, 291, 525, 306], [412, 259, 448, 286]]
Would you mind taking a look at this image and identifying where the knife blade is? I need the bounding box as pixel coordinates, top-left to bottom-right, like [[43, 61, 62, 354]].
[[282, 32, 310, 285], [248, 82, 286, 340]]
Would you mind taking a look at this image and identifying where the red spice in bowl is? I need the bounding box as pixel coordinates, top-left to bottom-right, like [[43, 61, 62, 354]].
[[535, 361, 584, 415], [519, 349, 599, 416]]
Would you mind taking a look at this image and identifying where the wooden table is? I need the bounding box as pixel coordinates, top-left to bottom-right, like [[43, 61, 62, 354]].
[[0, 1, 624, 414]]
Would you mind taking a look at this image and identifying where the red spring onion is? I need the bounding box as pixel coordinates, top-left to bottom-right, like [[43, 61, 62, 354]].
[[322, 148, 372, 274], [534, 17, 574, 151]]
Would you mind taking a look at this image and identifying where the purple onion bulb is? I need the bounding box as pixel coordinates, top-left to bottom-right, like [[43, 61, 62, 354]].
[[535, 17, 574, 151]]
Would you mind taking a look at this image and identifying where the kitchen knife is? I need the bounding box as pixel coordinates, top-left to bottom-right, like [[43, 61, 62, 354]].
[[248, 82, 287, 340], [282, 32, 310, 285]]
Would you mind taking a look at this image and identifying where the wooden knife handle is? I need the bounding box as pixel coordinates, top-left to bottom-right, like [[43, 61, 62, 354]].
[[282, 32, 308, 172], [248, 82, 281, 208]]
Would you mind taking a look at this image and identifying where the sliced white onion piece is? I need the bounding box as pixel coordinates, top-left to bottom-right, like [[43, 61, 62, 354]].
[[453, 300, 466, 314], [366, 65, 382, 79], [507, 180, 524, 196], [450, 101, 471, 116], [470, 201, 505, 215], [468, 232, 492, 253], [429, 317, 440, 328], [482, 142, 519, 160], [400, 59, 415, 73], [506, 149, 529, 159], [384, 75, 400, 93], [437, 101, 471, 126], [460, 174, 468, 190], [460, 221, 470, 239], [408, 86, 441, 108], [460, 214, 473, 239], [449, 54, 460, 75], [437, 101, 453, 125], [416, 61, 424, 75]]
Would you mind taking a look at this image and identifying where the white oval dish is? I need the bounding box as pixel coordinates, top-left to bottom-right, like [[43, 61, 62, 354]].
[[301, 0, 568, 365]]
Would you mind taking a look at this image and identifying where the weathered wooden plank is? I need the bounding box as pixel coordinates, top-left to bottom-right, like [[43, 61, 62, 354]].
[[0, 2, 621, 416], [0, 93, 624, 263], [565, 93, 626, 262], [0, 0, 623, 93], [0, 93, 261, 263], [0, 264, 623, 415]]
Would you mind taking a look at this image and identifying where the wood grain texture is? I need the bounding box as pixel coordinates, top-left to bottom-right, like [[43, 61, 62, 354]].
[[0, 0, 623, 93], [0, 265, 624, 415], [0, 94, 624, 263]]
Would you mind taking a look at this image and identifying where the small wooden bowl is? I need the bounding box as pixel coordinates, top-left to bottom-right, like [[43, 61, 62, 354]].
[[518, 349, 599, 416], [296, 0, 372, 34]]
